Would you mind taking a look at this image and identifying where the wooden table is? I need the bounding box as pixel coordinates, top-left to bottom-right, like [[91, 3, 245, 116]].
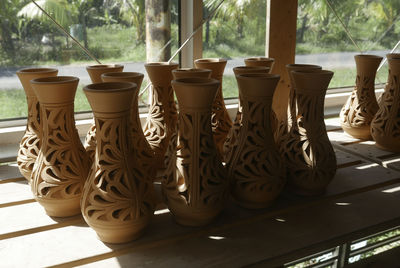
[[1, 118, 400, 267]]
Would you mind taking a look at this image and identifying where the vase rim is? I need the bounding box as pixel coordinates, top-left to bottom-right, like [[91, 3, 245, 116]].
[[234, 66, 270, 71], [292, 69, 333, 76], [236, 73, 280, 80], [387, 53, 400, 59], [101, 72, 144, 78], [245, 57, 274, 62], [17, 67, 58, 74], [194, 58, 227, 63], [173, 68, 211, 73], [84, 82, 136, 92], [354, 54, 383, 59], [172, 77, 219, 86], [145, 62, 179, 66], [86, 64, 123, 69], [286, 63, 322, 69], [31, 76, 79, 84]]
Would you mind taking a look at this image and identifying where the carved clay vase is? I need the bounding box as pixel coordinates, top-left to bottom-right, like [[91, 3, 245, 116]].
[[225, 73, 286, 209], [172, 68, 212, 79], [16, 68, 58, 182], [81, 82, 154, 244], [165, 77, 228, 226], [244, 57, 275, 73], [377, 53, 400, 106], [340, 55, 383, 140], [101, 72, 155, 173], [30, 76, 90, 217], [194, 58, 232, 157], [223, 66, 270, 161], [371, 56, 400, 152], [280, 70, 336, 196], [143, 62, 179, 182], [84, 64, 124, 160]]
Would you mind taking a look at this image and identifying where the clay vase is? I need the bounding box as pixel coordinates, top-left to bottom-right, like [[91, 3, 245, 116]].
[[172, 68, 212, 79], [225, 73, 286, 209], [377, 53, 400, 106], [340, 55, 383, 140], [165, 77, 228, 226], [223, 66, 270, 161], [280, 70, 336, 196], [84, 64, 124, 160], [81, 82, 154, 244], [16, 68, 58, 182], [371, 56, 400, 152], [30, 76, 90, 217], [143, 62, 179, 182], [244, 57, 275, 73], [194, 58, 232, 157]]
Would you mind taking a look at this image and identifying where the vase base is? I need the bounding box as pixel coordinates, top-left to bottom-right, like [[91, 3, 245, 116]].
[[373, 138, 400, 153], [341, 124, 372, 140], [36, 196, 81, 217], [89, 220, 149, 244]]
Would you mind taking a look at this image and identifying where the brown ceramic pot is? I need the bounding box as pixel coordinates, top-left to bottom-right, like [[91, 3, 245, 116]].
[[172, 68, 212, 79], [371, 56, 400, 152], [244, 57, 275, 73], [223, 66, 270, 161], [340, 55, 383, 140], [194, 58, 232, 157], [30, 76, 90, 217], [143, 62, 179, 182], [377, 53, 400, 105], [280, 70, 336, 196], [225, 73, 286, 209], [81, 82, 155, 244], [16, 68, 58, 182], [165, 77, 228, 226], [84, 64, 124, 159]]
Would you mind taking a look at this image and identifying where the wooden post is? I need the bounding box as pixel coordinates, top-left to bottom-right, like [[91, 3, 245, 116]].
[[193, 0, 203, 61], [266, 0, 298, 123]]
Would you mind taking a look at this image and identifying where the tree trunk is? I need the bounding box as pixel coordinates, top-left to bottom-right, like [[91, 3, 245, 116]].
[[297, 15, 308, 43], [0, 20, 15, 58], [145, 0, 171, 62]]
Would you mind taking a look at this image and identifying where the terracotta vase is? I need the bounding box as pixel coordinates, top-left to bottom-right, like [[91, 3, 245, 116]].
[[81, 82, 154, 244], [30, 76, 90, 217], [280, 70, 336, 196], [143, 62, 179, 182], [340, 55, 383, 140], [223, 66, 270, 161], [172, 68, 212, 79], [377, 53, 400, 106], [244, 57, 275, 73], [84, 64, 124, 160], [194, 58, 232, 157], [16, 68, 58, 182], [165, 77, 228, 226], [371, 56, 400, 152], [225, 73, 286, 209]]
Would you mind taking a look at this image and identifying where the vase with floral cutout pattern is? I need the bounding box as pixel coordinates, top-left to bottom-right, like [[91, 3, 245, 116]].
[[223, 66, 270, 161], [377, 53, 400, 106], [371, 56, 400, 152], [16, 68, 58, 182], [164, 77, 228, 226], [280, 70, 336, 196], [81, 82, 155, 243], [30, 76, 90, 217], [143, 62, 179, 183], [340, 55, 383, 140], [84, 64, 124, 160], [194, 58, 232, 157], [244, 57, 275, 73], [225, 73, 285, 208]]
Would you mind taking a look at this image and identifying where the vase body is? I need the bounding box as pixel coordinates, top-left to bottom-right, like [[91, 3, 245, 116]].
[[165, 78, 228, 226], [280, 70, 336, 196], [244, 57, 275, 73], [371, 57, 400, 152], [84, 64, 124, 160], [143, 62, 179, 182], [16, 68, 58, 182], [340, 55, 383, 140], [223, 66, 270, 161], [225, 73, 286, 208], [194, 58, 232, 157], [172, 68, 212, 79], [30, 76, 90, 217], [81, 82, 155, 244]]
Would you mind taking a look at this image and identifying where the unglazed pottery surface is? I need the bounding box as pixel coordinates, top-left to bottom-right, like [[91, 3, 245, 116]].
[[225, 73, 286, 209], [30, 76, 90, 217], [194, 58, 232, 157], [280, 70, 336, 196], [244, 57, 275, 73], [165, 78, 228, 226], [143, 62, 179, 182], [81, 82, 154, 243], [172, 68, 212, 79], [371, 56, 400, 152], [16, 68, 58, 182], [340, 55, 382, 140]]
